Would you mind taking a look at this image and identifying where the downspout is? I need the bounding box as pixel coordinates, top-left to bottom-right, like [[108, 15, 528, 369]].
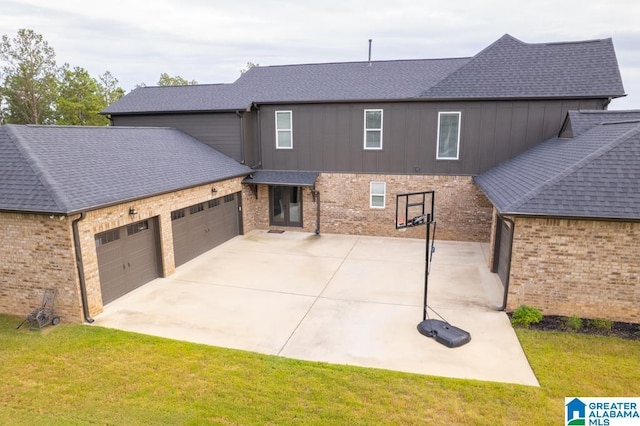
[[498, 216, 515, 311], [72, 212, 94, 323], [236, 110, 245, 164], [251, 105, 263, 169], [311, 186, 321, 235]]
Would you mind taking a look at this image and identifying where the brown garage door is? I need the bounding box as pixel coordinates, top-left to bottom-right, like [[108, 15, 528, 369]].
[[95, 218, 161, 304], [171, 193, 240, 267]]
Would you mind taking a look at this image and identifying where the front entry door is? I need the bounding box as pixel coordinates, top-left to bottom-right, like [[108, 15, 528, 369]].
[[270, 186, 302, 227]]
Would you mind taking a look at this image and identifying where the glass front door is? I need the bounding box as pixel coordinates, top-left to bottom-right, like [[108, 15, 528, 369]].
[[270, 186, 302, 227]]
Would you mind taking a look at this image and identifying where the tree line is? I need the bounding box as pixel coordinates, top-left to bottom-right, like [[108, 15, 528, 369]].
[[0, 29, 198, 126]]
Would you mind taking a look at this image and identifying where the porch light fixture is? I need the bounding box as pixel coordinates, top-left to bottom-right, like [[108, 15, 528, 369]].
[[212, 188, 218, 195], [128, 207, 137, 215]]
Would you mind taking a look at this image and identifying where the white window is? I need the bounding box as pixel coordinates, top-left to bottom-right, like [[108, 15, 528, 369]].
[[436, 111, 461, 160], [364, 109, 383, 150], [370, 182, 386, 208], [276, 111, 292, 149]]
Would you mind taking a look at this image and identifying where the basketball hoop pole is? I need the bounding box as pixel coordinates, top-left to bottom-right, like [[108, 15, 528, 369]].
[[395, 190, 471, 347], [423, 218, 432, 321]]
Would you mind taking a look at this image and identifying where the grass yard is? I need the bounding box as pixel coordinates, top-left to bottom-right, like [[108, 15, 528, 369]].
[[0, 314, 638, 425]]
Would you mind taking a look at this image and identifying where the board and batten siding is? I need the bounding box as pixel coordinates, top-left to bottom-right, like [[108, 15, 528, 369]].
[[257, 99, 604, 175], [111, 113, 243, 162]]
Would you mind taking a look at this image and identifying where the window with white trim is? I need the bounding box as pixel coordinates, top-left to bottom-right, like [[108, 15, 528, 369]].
[[436, 111, 461, 160], [370, 182, 386, 208], [364, 109, 383, 150], [275, 111, 293, 149]]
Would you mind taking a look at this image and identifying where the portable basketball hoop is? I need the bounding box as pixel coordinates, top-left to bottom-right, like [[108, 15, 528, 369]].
[[396, 191, 471, 348]]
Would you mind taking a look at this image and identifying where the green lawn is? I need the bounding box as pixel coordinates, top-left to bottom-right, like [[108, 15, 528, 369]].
[[0, 314, 638, 425]]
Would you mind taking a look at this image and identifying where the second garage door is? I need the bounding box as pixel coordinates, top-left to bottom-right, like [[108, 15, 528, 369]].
[[95, 218, 161, 305], [172, 193, 241, 267]]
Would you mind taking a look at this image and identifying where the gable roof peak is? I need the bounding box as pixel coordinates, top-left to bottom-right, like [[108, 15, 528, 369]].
[[421, 33, 624, 100]]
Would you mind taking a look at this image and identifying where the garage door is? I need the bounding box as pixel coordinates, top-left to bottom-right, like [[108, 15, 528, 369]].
[[95, 218, 161, 304], [494, 216, 513, 287], [171, 193, 240, 267]]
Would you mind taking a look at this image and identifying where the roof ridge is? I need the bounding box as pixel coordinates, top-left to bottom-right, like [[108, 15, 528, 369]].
[[507, 123, 640, 211], [4, 125, 70, 212], [601, 118, 640, 125], [577, 109, 640, 114], [248, 57, 472, 70], [543, 37, 611, 46], [20, 124, 178, 131], [139, 83, 235, 89]]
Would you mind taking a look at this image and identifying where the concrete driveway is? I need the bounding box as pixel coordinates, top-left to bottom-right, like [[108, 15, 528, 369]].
[[93, 230, 538, 386]]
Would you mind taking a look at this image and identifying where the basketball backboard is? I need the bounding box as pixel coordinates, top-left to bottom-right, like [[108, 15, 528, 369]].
[[395, 191, 435, 229]]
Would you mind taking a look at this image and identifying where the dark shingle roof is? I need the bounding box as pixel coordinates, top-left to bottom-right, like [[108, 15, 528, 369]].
[[102, 84, 251, 114], [103, 34, 624, 115], [0, 125, 251, 214], [103, 58, 469, 114], [233, 58, 469, 103], [474, 114, 640, 219], [560, 110, 640, 137], [422, 35, 624, 99]]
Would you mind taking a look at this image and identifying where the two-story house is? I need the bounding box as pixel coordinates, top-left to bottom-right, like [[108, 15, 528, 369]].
[[103, 34, 624, 243], [1, 34, 631, 323]]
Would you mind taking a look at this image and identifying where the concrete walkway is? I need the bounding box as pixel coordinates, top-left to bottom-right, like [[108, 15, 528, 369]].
[[93, 230, 539, 386]]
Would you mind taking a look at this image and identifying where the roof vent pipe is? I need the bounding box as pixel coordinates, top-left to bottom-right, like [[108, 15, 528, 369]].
[[368, 39, 372, 65]]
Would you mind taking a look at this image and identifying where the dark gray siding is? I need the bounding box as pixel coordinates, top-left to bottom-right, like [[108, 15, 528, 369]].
[[111, 113, 242, 162], [257, 99, 604, 175], [242, 111, 258, 167]]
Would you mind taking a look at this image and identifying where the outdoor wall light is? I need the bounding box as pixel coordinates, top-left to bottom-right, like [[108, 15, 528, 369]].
[[212, 188, 218, 195], [129, 207, 138, 215]]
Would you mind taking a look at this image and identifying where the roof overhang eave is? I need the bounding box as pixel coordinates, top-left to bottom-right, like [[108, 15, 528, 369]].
[[0, 172, 253, 217], [101, 107, 251, 116], [250, 93, 627, 106], [418, 93, 627, 102], [242, 170, 319, 187], [62, 171, 252, 215], [494, 209, 640, 222]]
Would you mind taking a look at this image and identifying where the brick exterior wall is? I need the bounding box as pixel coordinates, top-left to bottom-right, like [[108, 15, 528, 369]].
[[3, 172, 491, 324], [0, 213, 81, 322], [505, 217, 640, 323], [242, 173, 493, 242], [1, 177, 244, 323]]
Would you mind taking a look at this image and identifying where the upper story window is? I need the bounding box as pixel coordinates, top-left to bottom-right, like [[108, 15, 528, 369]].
[[364, 109, 383, 150], [436, 112, 461, 160], [370, 181, 386, 208], [276, 111, 293, 149]]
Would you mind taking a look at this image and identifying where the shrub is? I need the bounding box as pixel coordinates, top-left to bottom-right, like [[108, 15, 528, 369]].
[[511, 305, 543, 328], [587, 318, 613, 333], [564, 315, 583, 331]]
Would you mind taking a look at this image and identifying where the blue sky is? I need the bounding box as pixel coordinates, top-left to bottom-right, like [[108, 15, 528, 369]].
[[1, 0, 639, 109]]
